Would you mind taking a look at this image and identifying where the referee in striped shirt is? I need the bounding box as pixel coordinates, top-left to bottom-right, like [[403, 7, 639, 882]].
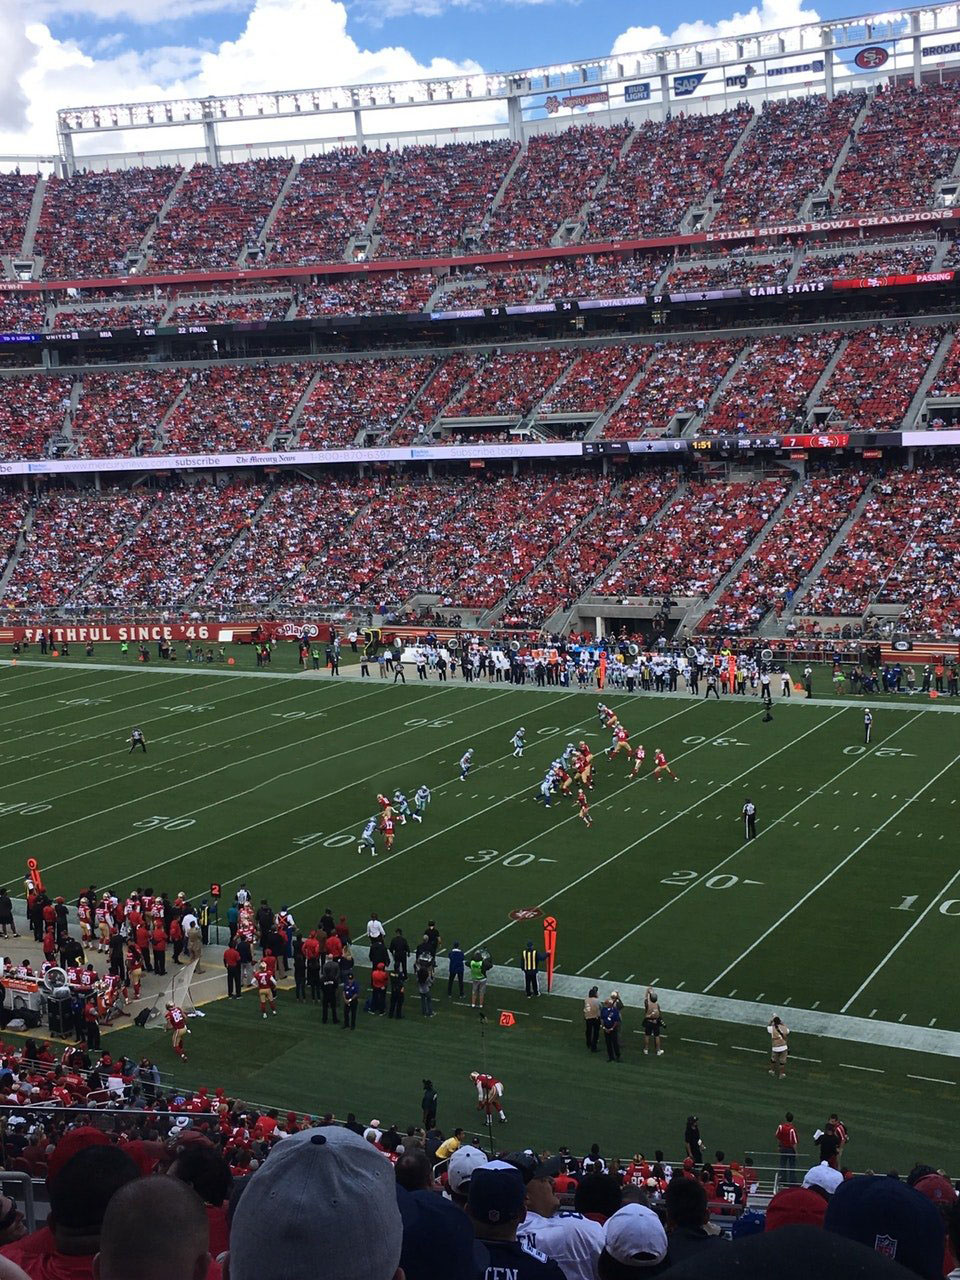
[[742, 799, 757, 840]]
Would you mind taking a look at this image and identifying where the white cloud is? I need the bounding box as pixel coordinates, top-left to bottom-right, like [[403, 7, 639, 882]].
[[612, 0, 822, 55], [0, 0, 501, 160]]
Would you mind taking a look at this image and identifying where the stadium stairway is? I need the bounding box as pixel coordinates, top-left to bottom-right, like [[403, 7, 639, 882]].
[[266, 494, 378, 611], [557, 126, 638, 247], [242, 160, 300, 265], [798, 93, 872, 219], [0, 505, 36, 599], [134, 167, 189, 270], [583, 345, 659, 441], [681, 339, 752, 437], [767, 478, 877, 631], [62, 491, 165, 606], [902, 326, 956, 426], [685, 477, 800, 633], [186, 486, 280, 607], [477, 482, 623, 628], [19, 175, 47, 261], [380, 358, 448, 444], [802, 333, 850, 423], [573, 480, 687, 608], [684, 112, 758, 232], [281, 365, 326, 446]]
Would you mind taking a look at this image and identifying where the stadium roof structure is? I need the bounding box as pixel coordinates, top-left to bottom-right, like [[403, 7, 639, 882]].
[[53, 2, 960, 172]]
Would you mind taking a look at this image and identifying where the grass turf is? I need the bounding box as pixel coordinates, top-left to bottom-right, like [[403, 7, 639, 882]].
[[2, 648, 958, 1171]]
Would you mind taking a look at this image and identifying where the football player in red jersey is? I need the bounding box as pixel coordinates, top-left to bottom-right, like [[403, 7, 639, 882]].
[[653, 748, 678, 782], [165, 1002, 189, 1060], [576, 742, 595, 790], [380, 814, 395, 852], [576, 789, 593, 828], [470, 1071, 506, 1124], [253, 961, 277, 1018], [553, 763, 572, 795], [628, 744, 646, 778], [608, 725, 631, 760], [377, 793, 394, 820]]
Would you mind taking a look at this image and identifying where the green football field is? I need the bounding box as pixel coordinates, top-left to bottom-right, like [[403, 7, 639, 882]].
[[1, 648, 959, 1172]]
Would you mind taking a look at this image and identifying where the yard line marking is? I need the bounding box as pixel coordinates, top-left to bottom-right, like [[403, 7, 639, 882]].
[[899, 1013, 907, 1022], [599, 971, 609, 979], [842, 857, 960, 1012], [930, 1018, 938, 1026], [755, 993, 764, 1001], [703, 710, 930, 993], [5, 681, 393, 856], [291, 699, 706, 919], [42, 684, 508, 879], [625, 973, 635, 982], [0, 676, 374, 819], [791, 1054, 821, 1063], [728, 989, 737, 997], [568, 710, 848, 973], [675, 981, 685, 989], [908, 1074, 955, 1086], [840, 1063, 884, 1073], [869, 1009, 877, 1018], [681, 1037, 718, 1047], [811, 1001, 820, 1009], [543, 1016, 572, 1023], [731, 1045, 765, 1054]]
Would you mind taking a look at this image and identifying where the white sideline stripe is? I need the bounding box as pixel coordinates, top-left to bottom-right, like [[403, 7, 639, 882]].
[[0, 678, 388, 840], [7, 657, 960, 715], [908, 1074, 956, 1085], [10, 682, 392, 859], [46, 685, 509, 882], [708, 730, 958, 1000], [731, 1045, 766, 1054], [840, 1063, 884, 1073], [348, 947, 960, 1058], [286, 697, 699, 913], [569, 710, 848, 973], [681, 1037, 718, 1047], [841, 860, 960, 1012]]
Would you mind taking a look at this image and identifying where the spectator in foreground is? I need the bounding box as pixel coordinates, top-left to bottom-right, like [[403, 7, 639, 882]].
[[93, 1176, 211, 1280], [467, 1162, 564, 1279], [825, 1176, 944, 1279], [168, 1142, 233, 1259], [2, 1146, 139, 1280], [598, 1204, 670, 1278], [665, 1178, 724, 1264], [226, 1128, 404, 1280]]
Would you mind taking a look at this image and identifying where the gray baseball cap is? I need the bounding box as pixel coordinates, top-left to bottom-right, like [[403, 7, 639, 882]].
[[229, 1127, 403, 1280]]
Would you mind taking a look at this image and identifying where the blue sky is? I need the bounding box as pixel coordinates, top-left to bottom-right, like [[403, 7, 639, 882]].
[[48, 0, 858, 76], [0, 0, 865, 154]]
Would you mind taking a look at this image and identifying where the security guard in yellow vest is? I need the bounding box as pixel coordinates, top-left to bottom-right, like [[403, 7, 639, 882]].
[[522, 942, 544, 997], [198, 900, 209, 945]]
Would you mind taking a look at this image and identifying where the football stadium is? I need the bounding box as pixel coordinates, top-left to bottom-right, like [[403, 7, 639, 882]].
[[0, 1, 959, 1275]]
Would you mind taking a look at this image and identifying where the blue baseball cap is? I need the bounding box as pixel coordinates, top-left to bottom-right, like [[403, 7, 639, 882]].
[[468, 1161, 526, 1224], [824, 1175, 944, 1279]]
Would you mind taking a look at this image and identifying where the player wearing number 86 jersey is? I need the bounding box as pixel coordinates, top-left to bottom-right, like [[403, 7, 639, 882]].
[[165, 1002, 189, 1058]]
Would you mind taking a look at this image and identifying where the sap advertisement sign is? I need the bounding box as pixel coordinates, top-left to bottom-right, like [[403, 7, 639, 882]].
[[673, 72, 706, 97], [624, 82, 651, 102]]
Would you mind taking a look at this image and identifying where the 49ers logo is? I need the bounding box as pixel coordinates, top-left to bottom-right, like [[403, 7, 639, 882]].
[[854, 46, 889, 69], [509, 907, 542, 921]]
